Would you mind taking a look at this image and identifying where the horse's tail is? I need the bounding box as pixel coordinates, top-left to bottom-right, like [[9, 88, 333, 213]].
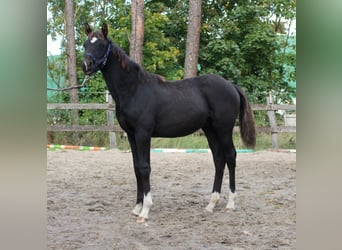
[[234, 85, 256, 148]]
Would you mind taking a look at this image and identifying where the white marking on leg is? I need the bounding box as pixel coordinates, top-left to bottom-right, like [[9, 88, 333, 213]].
[[205, 192, 220, 212], [226, 190, 237, 210], [90, 37, 98, 43], [137, 192, 153, 223], [131, 202, 142, 216]]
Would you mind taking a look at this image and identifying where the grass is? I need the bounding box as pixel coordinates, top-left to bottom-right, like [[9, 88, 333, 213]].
[[115, 132, 296, 151], [49, 131, 296, 151]]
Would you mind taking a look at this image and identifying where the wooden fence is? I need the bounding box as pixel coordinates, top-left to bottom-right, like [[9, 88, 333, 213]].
[[47, 94, 296, 149]]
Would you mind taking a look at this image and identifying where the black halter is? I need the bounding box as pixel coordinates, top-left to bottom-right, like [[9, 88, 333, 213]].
[[85, 41, 112, 71]]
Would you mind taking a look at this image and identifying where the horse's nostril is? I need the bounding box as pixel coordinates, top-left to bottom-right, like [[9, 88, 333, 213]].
[[82, 59, 94, 73], [82, 61, 90, 73], [83, 61, 88, 72]]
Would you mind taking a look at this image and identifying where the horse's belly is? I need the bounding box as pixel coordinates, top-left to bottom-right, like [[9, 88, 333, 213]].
[[152, 112, 207, 137], [152, 126, 200, 138]]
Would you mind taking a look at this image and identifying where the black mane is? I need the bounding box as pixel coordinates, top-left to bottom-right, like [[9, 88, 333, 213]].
[[110, 41, 165, 83]]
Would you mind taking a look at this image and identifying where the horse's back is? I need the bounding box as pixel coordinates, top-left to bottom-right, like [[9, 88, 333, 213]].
[[194, 74, 240, 116], [198, 74, 239, 96]]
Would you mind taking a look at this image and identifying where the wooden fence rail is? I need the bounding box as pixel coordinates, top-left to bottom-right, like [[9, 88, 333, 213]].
[[47, 103, 296, 112], [47, 96, 296, 149]]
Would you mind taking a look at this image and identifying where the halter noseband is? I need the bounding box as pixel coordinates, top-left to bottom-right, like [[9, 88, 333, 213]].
[[85, 41, 112, 72]]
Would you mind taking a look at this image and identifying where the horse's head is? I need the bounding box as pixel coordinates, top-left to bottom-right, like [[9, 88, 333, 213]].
[[82, 23, 112, 75]]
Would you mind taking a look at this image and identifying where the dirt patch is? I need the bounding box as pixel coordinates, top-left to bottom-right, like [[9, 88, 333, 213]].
[[47, 149, 296, 249]]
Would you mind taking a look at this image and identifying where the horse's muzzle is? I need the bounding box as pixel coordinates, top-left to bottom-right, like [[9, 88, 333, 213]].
[[82, 58, 95, 76]]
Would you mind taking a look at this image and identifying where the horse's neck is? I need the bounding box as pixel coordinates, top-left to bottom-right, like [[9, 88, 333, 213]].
[[101, 59, 139, 105]]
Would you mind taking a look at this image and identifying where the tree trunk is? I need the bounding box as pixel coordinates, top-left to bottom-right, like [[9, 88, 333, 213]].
[[184, 0, 202, 79], [65, 0, 79, 125], [129, 0, 144, 65]]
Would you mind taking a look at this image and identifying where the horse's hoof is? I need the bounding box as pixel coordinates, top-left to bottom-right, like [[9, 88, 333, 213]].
[[226, 203, 235, 210], [205, 207, 214, 213], [225, 207, 236, 213], [136, 217, 147, 224]]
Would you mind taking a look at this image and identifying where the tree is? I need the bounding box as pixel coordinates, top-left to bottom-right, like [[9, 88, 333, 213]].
[[65, 0, 79, 125], [184, 0, 202, 78], [130, 0, 144, 65], [198, 0, 296, 103], [48, 0, 296, 109]]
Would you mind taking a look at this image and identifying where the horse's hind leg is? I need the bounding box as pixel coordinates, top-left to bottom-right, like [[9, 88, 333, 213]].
[[203, 127, 226, 212], [219, 132, 237, 210], [225, 146, 237, 210], [211, 126, 238, 211]]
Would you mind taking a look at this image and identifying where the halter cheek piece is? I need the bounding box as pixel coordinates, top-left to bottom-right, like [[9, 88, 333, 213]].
[[85, 41, 112, 72]]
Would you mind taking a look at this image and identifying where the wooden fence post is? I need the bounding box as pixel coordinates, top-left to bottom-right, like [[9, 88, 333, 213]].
[[266, 93, 278, 149], [106, 91, 117, 148]]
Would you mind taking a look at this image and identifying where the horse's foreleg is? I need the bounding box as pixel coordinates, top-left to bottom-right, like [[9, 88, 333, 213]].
[[127, 135, 144, 216], [134, 131, 153, 223], [132, 162, 144, 216], [136, 167, 153, 223], [136, 192, 153, 223]]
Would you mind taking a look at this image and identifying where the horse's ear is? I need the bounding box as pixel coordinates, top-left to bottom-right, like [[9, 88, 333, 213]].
[[85, 22, 92, 35], [102, 23, 108, 38]]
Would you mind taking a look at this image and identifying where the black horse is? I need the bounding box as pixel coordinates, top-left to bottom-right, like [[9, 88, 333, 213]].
[[82, 23, 256, 223]]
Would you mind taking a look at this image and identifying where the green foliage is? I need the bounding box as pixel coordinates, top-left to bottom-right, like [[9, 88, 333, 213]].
[[201, 39, 243, 82], [47, 0, 296, 146], [142, 10, 183, 79], [197, 0, 296, 103]]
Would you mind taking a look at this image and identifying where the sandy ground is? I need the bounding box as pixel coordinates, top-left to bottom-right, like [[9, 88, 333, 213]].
[[47, 149, 296, 249]]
